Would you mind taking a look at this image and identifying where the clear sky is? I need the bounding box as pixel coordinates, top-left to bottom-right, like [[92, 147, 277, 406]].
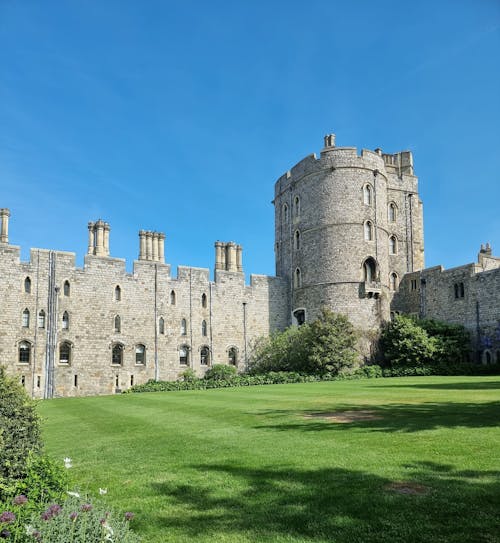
[[1, 0, 499, 279]]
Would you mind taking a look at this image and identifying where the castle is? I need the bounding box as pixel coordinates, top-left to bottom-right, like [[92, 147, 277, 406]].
[[1, 134, 499, 398]]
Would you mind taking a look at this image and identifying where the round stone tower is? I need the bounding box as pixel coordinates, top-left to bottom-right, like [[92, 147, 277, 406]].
[[273, 133, 424, 339]]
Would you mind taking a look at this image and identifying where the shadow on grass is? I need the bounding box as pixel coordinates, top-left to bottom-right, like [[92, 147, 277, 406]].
[[151, 462, 500, 543], [253, 401, 500, 433], [373, 380, 500, 391]]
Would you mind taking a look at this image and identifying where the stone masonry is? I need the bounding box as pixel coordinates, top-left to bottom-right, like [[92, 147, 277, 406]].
[[0, 134, 498, 397]]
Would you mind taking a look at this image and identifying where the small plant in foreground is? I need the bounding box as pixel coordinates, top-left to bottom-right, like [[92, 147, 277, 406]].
[[204, 364, 237, 380]]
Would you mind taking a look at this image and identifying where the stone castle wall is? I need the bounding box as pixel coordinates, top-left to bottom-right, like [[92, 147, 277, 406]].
[[0, 241, 288, 398], [392, 247, 500, 363]]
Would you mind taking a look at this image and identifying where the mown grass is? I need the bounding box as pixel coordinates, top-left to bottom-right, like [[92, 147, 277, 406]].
[[38, 376, 500, 543]]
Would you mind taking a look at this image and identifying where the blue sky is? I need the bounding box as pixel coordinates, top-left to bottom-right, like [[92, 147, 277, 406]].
[[1, 0, 499, 278]]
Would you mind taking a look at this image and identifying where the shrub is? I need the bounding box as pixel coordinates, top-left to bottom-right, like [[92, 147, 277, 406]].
[[380, 315, 437, 368], [0, 367, 42, 494], [204, 364, 237, 380], [418, 318, 471, 366], [0, 494, 140, 543], [248, 308, 359, 376], [180, 368, 198, 382]]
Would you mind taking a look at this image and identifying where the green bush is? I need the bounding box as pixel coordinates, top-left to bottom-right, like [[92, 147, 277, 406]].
[[204, 364, 237, 380], [380, 315, 476, 374], [180, 368, 198, 382], [380, 315, 437, 368], [248, 308, 359, 376], [0, 367, 42, 494]]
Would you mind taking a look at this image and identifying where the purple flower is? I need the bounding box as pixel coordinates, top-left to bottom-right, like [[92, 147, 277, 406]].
[[69, 511, 78, 522], [0, 511, 15, 523], [99, 518, 106, 525], [41, 511, 52, 521], [48, 504, 62, 516], [124, 512, 134, 521], [0, 528, 11, 538], [13, 494, 28, 506], [80, 504, 93, 512], [33, 530, 42, 541]]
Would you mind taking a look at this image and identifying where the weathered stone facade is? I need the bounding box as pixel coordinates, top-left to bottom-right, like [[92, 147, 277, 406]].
[[393, 244, 500, 363], [1, 134, 498, 397]]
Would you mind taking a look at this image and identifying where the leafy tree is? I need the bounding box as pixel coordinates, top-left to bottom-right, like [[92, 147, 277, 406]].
[[305, 308, 359, 375], [248, 308, 359, 376], [418, 319, 471, 364]]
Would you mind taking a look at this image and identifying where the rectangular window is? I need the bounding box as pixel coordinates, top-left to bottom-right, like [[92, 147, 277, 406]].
[[74, 374, 78, 387], [410, 279, 417, 291], [36, 375, 41, 388]]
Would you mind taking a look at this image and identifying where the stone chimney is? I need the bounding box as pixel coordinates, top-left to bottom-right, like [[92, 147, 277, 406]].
[[0, 208, 10, 244], [214, 241, 243, 273], [138, 230, 165, 262], [323, 134, 336, 148], [87, 219, 110, 257]]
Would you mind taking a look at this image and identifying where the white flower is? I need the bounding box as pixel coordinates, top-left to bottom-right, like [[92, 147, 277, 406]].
[[64, 457, 73, 468], [99, 488, 108, 495], [67, 491, 80, 498], [25, 525, 34, 536]]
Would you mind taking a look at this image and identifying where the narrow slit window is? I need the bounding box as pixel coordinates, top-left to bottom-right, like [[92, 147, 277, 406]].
[[388, 203, 397, 222], [159, 317, 165, 335], [201, 293, 207, 308], [294, 230, 300, 250], [24, 277, 31, 294], [62, 311, 69, 330], [63, 280, 70, 296], [363, 184, 373, 205], [294, 268, 302, 288], [202, 320, 207, 337], [115, 285, 121, 301], [364, 221, 373, 241], [114, 315, 121, 333], [389, 235, 397, 255], [181, 318, 187, 336], [170, 290, 176, 305]]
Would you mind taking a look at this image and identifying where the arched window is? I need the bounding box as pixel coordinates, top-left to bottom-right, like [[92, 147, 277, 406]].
[[389, 235, 397, 255], [112, 343, 123, 365], [114, 285, 121, 301], [22, 309, 30, 328], [24, 277, 31, 294], [388, 202, 397, 222], [228, 347, 237, 366], [293, 309, 306, 326], [294, 230, 300, 250], [19, 341, 31, 364], [170, 290, 176, 305], [200, 346, 210, 366], [63, 280, 70, 296], [159, 317, 165, 335], [364, 221, 373, 241], [201, 320, 207, 337], [179, 345, 189, 365], [114, 315, 121, 333], [135, 344, 146, 365], [454, 283, 459, 299], [389, 272, 398, 291], [38, 310, 46, 329], [201, 293, 207, 308], [283, 204, 289, 223], [294, 196, 300, 217], [181, 318, 187, 336], [59, 342, 71, 364], [363, 258, 377, 283], [294, 268, 302, 288], [363, 184, 373, 205], [62, 311, 69, 330]]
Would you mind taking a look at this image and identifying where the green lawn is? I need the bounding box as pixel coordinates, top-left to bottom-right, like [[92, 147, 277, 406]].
[[38, 376, 500, 543]]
